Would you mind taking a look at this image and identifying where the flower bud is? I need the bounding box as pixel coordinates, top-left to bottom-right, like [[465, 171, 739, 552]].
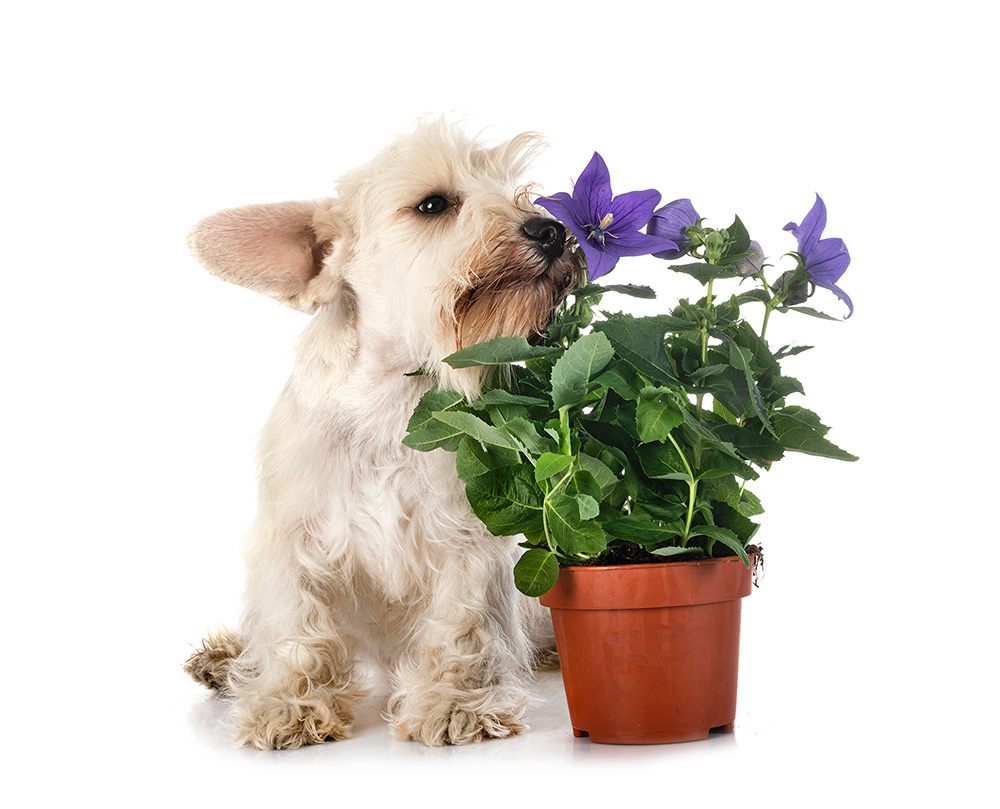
[[684, 225, 705, 248], [704, 230, 726, 264], [731, 240, 765, 277], [648, 198, 700, 260], [771, 271, 809, 306]]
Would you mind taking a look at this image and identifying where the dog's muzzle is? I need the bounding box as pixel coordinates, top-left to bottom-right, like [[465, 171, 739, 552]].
[[521, 217, 566, 262]]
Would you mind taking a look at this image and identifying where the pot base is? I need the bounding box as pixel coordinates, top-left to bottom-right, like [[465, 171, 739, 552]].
[[572, 721, 735, 745]]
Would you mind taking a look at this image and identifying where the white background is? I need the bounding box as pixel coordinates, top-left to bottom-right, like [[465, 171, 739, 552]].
[[3, 1, 997, 805]]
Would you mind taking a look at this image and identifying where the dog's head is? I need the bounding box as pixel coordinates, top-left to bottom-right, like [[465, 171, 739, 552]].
[[188, 121, 581, 393]]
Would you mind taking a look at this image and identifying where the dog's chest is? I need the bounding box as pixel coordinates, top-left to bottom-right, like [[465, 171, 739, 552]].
[[311, 384, 480, 579]]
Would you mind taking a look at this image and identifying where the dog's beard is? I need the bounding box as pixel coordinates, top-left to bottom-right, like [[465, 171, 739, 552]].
[[455, 237, 581, 348]]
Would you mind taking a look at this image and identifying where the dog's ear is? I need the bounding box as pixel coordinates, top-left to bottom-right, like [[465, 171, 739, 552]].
[[187, 199, 348, 313]]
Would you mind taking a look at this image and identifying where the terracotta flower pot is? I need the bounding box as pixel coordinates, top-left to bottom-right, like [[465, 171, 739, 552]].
[[539, 555, 754, 744]]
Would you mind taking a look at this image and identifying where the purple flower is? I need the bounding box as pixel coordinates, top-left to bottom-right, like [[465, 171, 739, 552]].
[[784, 195, 853, 317], [647, 198, 700, 260], [534, 153, 678, 281]]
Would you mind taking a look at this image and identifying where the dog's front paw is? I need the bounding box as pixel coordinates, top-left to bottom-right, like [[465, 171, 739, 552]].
[[389, 690, 525, 746], [233, 692, 358, 750]]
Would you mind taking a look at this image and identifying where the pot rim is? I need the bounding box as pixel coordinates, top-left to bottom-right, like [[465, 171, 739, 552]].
[[556, 553, 755, 575], [540, 553, 757, 610]]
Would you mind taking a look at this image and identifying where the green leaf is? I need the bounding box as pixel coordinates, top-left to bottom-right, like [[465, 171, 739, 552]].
[[576, 452, 620, 494], [650, 545, 706, 559], [574, 494, 601, 520], [738, 487, 765, 517], [637, 441, 690, 481], [702, 476, 765, 517], [431, 410, 522, 451], [443, 336, 561, 368], [736, 289, 772, 306], [728, 342, 775, 434], [593, 314, 688, 385], [503, 417, 557, 456], [734, 320, 779, 376], [713, 397, 741, 426], [690, 364, 728, 382], [687, 525, 750, 566], [703, 365, 751, 419], [402, 391, 468, 452], [714, 424, 785, 465], [772, 407, 858, 461], [405, 387, 465, 432], [464, 466, 544, 536], [455, 436, 521, 481], [603, 515, 685, 548], [711, 501, 760, 546], [456, 436, 496, 481], [546, 493, 608, 556], [636, 386, 685, 443], [635, 495, 689, 525], [694, 449, 758, 482], [720, 215, 751, 263], [592, 365, 641, 400], [534, 452, 574, 482], [471, 389, 548, 408], [513, 549, 560, 597], [579, 419, 642, 469], [550, 331, 615, 409], [567, 469, 603, 504], [484, 402, 530, 429], [588, 283, 657, 299], [678, 411, 741, 459], [774, 344, 814, 359], [780, 306, 843, 321], [771, 374, 805, 399], [667, 262, 737, 284]]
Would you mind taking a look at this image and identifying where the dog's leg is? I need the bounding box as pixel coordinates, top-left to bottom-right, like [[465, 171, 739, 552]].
[[387, 550, 533, 746], [226, 532, 368, 750], [184, 627, 243, 692], [520, 593, 560, 671]]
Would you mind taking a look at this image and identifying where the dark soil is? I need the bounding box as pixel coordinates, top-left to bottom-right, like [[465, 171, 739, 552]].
[[587, 542, 765, 586], [586, 541, 674, 566]]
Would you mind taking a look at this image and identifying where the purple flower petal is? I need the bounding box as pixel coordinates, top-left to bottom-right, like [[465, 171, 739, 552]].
[[806, 237, 850, 283], [610, 233, 680, 257], [579, 240, 617, 280], [783, 194, 827, 258], [652, 246, 686, 260], [607, 188, 662, 233], [573, 153, 613, 223], [535, 192, 584, 231], [815, 277, 854, 318], [648, 198, 700, 260]]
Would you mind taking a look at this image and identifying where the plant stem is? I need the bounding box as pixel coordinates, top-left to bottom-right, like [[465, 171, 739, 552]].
[[558, 406, 571, 455], [695, 281, 713, 421], [668, 434, 698, 544], [540, 462, 577, 557], [754, 270, 775, 342]]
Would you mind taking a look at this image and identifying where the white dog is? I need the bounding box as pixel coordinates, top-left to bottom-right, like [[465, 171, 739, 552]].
[[184, 121, 579, 749]]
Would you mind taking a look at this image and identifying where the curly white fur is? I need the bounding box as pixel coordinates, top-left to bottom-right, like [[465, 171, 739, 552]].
[[184, 120, 575, 749]]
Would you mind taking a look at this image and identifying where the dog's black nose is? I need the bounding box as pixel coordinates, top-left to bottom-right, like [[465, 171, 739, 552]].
[[522, 217, 566, 261]]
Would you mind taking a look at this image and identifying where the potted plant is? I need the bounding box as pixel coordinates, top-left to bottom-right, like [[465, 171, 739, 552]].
[[404, 152, 856, 743]]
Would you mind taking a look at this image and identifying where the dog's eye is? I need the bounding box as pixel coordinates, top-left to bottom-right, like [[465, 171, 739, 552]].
[[416, 195, 450, 215]]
